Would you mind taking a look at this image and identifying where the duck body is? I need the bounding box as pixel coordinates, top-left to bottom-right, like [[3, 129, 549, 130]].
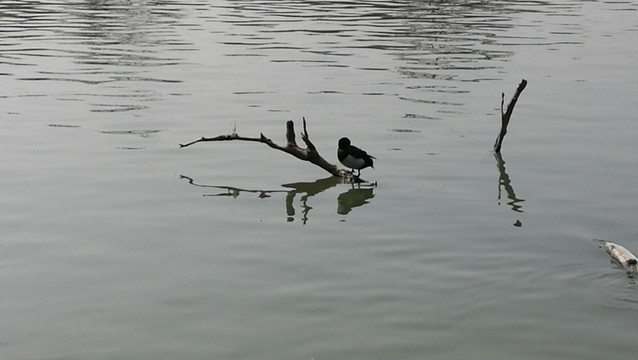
[[337, 137, 375, 176]]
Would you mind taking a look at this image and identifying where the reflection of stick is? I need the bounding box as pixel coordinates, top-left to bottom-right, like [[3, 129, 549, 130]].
[[494, 79, 527, 153], [494, 152, 524, 213], [180, 118, 344, 177]]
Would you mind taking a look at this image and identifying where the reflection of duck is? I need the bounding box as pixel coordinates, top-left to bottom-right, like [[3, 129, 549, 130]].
[[338, 137, 375, 177], [337, 187, 375, 215]]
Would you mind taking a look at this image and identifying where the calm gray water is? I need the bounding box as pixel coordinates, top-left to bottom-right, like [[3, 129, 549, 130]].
[[2, 0, 638, 359]]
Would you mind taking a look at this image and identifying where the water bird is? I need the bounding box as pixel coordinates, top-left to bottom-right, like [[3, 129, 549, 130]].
[[337, 137, 375, 177]]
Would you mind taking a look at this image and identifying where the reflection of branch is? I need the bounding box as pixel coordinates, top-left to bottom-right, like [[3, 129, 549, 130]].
[[180, 175, 377, 223], [494, 152, 524, 213], [179, 175, 286, 198], [180, 118, 344, 178], [180, 175, 346, 224], [281, 176, 341, 196], [282, 177, 340, 224], [494, 79, 527, 153]]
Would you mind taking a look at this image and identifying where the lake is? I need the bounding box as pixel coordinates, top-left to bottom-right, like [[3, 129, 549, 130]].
[[2, 1, 638, 359]]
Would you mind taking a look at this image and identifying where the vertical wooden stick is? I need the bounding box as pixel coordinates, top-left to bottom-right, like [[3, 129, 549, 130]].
[[494, 79, 527, 153]]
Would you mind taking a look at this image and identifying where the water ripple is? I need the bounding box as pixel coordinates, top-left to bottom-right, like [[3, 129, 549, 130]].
[[1, 0, 592, 120], [0, 0, 200, 114], [212, 0, 587, 107]]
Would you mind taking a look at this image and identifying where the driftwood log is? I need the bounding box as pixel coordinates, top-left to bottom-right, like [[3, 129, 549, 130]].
[[180, 117, 346, 178], [494, 79, 527, 153]]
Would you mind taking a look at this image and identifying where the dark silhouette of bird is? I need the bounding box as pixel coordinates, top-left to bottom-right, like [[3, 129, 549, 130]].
[[337, 137, 375, 177]]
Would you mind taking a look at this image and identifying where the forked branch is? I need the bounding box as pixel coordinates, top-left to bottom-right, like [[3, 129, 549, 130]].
[[494, 79, 528, 153], [180, 118, 344, 177]]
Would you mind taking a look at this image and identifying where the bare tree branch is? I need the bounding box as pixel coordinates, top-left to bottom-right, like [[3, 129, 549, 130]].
[[180, 118, 345, 178], [494, 79, 527, 153]]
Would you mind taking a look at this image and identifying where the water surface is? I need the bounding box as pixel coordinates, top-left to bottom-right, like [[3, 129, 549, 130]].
[[2, 1, 638, 359]]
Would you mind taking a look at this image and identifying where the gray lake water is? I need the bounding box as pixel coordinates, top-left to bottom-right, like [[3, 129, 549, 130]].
[[2, 1, 638, 359]]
